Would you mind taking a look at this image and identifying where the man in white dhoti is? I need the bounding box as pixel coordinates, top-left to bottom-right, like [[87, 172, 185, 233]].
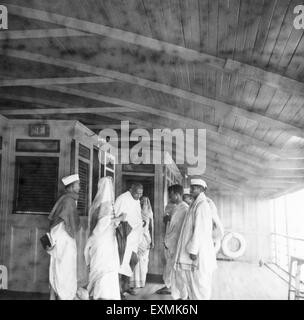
[[48, 174, 80, 300], [84, 176, 125, 300], [174, 178, 217, 300], [114, 183, 143, 297], [157, 185, 188, 297], [130, 196, 154, 289]]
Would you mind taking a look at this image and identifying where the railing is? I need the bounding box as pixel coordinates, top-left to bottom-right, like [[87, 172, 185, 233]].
[[270, 233, 304, 282], [0, 265, 8, 290]]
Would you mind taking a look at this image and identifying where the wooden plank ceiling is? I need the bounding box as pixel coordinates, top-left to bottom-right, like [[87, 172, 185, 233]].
[[0, 0, 304, 198]]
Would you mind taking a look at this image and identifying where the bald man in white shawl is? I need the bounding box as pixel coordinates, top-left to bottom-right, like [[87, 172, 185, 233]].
[[84, 177, 125, 300], [174, 178, 217, 300], [114, 183, 143, 296]]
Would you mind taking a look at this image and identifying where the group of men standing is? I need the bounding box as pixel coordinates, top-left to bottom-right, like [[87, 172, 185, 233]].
[[46, 173, 223, 300], [158, 178, 224, 300], [47, 173, 152, 300]]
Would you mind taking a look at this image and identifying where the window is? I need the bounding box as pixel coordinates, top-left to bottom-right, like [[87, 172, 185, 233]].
[[79, 143, 90, 160], [92, 148, 99, 201], [78, 159, 89, 216], [14, 156, 59, 214]]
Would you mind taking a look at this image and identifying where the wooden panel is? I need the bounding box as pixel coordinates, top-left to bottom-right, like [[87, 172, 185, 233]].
[[265, 90, 291, 118], [252, 84, 276, 113], [278, 95, 303, 125], [255, 0, 291, 68], [179, 0, 200, 51], [212, 194, 272, 263], [267, 0, 300, 70], [7, 219, 50, 292]]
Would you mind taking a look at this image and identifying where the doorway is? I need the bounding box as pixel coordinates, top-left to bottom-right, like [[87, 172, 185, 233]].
[[122, 175, 154, 213]]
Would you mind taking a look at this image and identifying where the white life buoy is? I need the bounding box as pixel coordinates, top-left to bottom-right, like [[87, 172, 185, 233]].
[[221, 232, 246, 259]]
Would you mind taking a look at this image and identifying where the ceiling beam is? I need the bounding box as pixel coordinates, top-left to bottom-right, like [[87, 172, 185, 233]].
[[8, 4, 304, 100], [98, 113, 154, 129], [0, 28, 92, 40], [7, 4, 224, 67], [203, 176, 235, 191], [82, 110, 282, 165], [265, 159, 304, 170], [0, 93, 137, 114], [203, 173, 240, 190], [0, 107, 134, 115], [207, 149, 259, 175], [207, 138, 267, 169], [267, 183, 304, 199], [1, 48, 303, 141], [33, 85, 298, 159], [0, 76, 114, 86], [208, 157, 303, 185], [88, 123, 145, 130]]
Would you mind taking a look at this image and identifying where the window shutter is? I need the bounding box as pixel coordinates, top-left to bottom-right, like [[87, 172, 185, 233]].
[[14, 156, 59, 214], [78, 159, 89, 216]]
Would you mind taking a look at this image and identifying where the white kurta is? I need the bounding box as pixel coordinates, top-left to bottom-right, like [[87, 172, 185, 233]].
[[130, 250, 149, 288], [163, 201, 188, 289], [48, 222, 77, 300], [84, 215, 120, 300], [174, 192, 216, 300], [207, 197, 224, 241], [114, 191, 142, 277]]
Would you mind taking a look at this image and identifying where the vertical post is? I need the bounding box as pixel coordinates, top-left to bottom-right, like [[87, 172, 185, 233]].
[[295, 262, 301, 300], [273, 200, 277, 266], [288, 258, 293, 300], [0, 265, 8, 289], [284, 196, 290, 271]]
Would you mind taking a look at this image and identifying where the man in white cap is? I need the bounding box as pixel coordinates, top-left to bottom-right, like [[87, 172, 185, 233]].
[[174, 177, 217, 300], [47, 174, 81, 300]]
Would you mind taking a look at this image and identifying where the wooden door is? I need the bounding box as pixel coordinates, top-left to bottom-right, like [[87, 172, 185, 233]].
[[122, 175, 155, 214], [6, 156, 59, 293]]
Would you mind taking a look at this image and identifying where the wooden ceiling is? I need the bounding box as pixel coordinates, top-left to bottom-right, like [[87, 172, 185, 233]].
[[0, 0, 304, 198]]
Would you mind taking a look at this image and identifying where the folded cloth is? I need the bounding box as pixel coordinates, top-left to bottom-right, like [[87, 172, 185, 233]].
[[116, 221, 133, 265]]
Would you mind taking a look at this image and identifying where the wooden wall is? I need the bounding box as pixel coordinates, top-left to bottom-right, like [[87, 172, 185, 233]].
[[0, 119, 99, 292], [147, 192, 273, 278], [211, 193, 273, 264]]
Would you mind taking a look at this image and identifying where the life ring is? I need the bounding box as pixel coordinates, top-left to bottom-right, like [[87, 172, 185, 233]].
[[213, 238, 221, 254], [221, 232, 246, 259]]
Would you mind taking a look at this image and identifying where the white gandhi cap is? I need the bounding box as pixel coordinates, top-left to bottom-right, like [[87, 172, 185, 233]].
[[190, 178, 207, 188], [184, 188, 190, 194], [62, 174, 80, 186]]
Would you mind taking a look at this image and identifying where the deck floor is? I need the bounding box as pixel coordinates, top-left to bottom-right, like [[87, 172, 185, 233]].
[[126, 261, 288, 300], [0, 261, 288, 300]]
